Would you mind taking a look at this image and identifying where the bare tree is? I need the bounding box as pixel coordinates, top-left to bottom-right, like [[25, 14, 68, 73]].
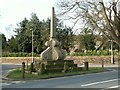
[[57, 0, 120, 47]]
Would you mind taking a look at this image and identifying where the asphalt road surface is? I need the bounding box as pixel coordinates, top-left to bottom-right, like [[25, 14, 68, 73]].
[[2, 67, 120, 89], [1, 64, 21, 90], [1, 64, 21, 76]]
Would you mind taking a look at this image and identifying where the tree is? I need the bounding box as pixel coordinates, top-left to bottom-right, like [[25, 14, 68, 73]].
[[73, 28, 96, 51], [94, 34, 108, 50], [56, 25, 74, 52], [80, 34, 96, 51], [7, 13, 73, 53], [13, 13, 43, 53], [15, 18, 31, 52], [7, 36, 18, 52], [58, 0, 120, 47], [41, 19, 50, 50], [30, 13, 42, 53], [0, 34, 7, 51]]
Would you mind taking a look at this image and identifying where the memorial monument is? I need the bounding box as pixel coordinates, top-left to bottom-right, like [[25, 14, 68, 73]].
[[34, 7, 77, 74], [40, 7, 65, 61]]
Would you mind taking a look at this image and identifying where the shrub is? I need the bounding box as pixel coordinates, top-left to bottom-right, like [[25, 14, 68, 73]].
[[2, 52, 38, 57]]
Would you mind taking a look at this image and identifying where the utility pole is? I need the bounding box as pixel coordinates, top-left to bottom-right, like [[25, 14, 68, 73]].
[[32, 30, 34, 63]]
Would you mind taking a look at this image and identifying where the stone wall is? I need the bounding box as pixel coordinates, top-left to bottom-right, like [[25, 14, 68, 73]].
[[65, 56, 118, 64], [1, 56, 118, 64], [1, 57, 40, 64]]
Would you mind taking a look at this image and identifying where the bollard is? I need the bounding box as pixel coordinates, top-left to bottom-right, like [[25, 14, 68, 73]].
[[102, 60, 104, 68], [30, 62, 34, 74], [84, 62, 89, 71], [63, 62, 68, 72], [22, 62, 25, 79]]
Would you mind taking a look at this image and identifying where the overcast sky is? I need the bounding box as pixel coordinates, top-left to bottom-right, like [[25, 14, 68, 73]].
[[0, 0, 56, 39], [0, 0, 118, 39]]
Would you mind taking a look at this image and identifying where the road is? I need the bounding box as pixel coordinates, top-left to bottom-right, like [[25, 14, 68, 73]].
[[1, 64, 21, 76], [1, 64, 21, 90], [2, 67, 119, 89]]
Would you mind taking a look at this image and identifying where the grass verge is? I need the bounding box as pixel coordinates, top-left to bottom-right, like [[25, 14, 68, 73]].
[[6, 67, 107, 80]]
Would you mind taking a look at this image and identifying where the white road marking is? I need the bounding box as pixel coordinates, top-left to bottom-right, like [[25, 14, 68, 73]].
[[1, 81, 26, 86], [2, 83, 11, 86], [81, 79, 118, 87], [11, 81, 26, 84], [108, 85, 120, 88]]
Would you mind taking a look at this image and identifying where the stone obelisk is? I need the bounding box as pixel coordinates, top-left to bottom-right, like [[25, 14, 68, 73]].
[[40, 7, 65, 61], [50, 7, 55, 39]]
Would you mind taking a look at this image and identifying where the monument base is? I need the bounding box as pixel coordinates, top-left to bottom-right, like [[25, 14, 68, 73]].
[[34, 60, 79, 74]]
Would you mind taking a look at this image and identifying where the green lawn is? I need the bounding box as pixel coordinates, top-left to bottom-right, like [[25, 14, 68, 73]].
[[6, 67, 107, 80]]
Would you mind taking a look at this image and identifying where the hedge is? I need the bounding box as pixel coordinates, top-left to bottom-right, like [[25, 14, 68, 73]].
[[2, 52, 38, 57], [69, 50, 118, 56], [2, 50, 118, 57]]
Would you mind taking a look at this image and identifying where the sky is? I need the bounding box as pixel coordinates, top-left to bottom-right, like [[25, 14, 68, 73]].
[[0, 0, 56, 39], [0, 0, 118, 40]]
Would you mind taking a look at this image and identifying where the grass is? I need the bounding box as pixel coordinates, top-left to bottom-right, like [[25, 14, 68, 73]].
[[6, 67, 106, 80]]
